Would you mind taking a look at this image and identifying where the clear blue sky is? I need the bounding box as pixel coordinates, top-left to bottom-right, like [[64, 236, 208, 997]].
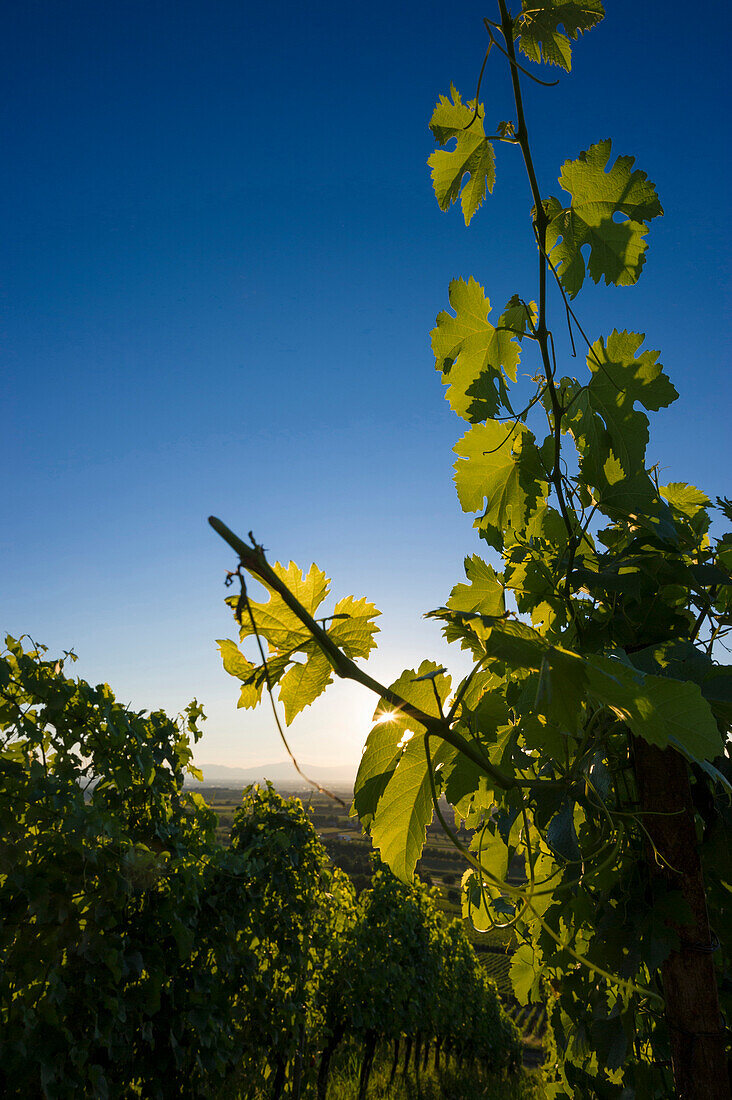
[[4, 1, 730, 772]]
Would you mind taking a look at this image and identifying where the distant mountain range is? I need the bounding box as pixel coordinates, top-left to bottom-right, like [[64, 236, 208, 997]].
[[186, 761, 355, 790]]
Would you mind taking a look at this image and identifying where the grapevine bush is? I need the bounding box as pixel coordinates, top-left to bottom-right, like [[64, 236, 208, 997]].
[[0, 636, 518, 1098]]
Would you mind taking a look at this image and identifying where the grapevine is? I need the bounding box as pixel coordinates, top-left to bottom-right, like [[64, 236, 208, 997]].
[[211, 3, 732, 1095]]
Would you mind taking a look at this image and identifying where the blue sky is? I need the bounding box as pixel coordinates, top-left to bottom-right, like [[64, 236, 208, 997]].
[[4, 1, 730, 773]]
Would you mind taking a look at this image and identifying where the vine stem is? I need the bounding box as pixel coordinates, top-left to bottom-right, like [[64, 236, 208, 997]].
[[496, 0, 580, 618], [633, 738, 730, 1097], [233, 566, 347, 807], [209, 516, 566, 793]]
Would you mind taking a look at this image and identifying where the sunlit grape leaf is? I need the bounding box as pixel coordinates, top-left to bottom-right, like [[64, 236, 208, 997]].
[[628, 640, 732, 731], [480, 618, 723, 762], [217, 638, 256, 681], [371, 734, 457, 882], [545, 140, 663, 297], [470, 822, 514, 881], [217, 639, 263, 708], [221, 561, 380, 727], [453, 421, 547, 546], [462, 869, 493, 931], [353, 660, 453, 836], [328, 595, 381, 660], [510, 942, 543, 1004], [431, 278, 521, 422], [428, 86, 495, 225], [373, 660, 453, 735], [497, 294, 538, 340], [277, 647, 333, 724], [352, 722, 405, 830], [661, 482, 712, 541], [566, 330, 676, 515], [514, 1, 604, 71], [233, 561, 329, 651], [462, 827, 516, 930], [447, 555, 505, 617]]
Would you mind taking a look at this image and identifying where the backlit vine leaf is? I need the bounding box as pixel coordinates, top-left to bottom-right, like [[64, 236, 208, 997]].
[[497, 294, 538, 338], [428, 86, 495, 225], [545, 140, 663, 297], [584, 655, 723, 763], [232, 562, 329, 650], [661, 482, 712, 542], [514, 1, 605, 70], [352, 723, 405, 830], [453, 421, 548, 546], [328, 595, 381, 659], [447, 554, 506, 617], [354, 662, 454, 832], [217, 638, 263, 709], [432, 277, 521, 422], [372, 661, 453, 737], [219, 562, 380, 723], [565, 330, 677, 516], [510, 942, 543, 1004], [278, 648, 334, 724], [370, 734, 457, 883], [354, 662, 454, 881]]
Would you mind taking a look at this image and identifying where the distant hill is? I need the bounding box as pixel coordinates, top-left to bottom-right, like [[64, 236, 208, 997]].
[[186, 761, 355, 790]]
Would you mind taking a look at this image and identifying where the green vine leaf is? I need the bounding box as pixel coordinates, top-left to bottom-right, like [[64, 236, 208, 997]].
[[352, 723, 405, 830], [565, 330, 677, 517], [453, 421, 548, 547], [216, 638, 263, 709], [355, 661, 454, 882], [584, 655, 723, 764], [278, 648, 333, 724], [370, 735, 456, 883], [497, 294, 538, 339], [220, 562, 380, 723], [328, 596, 381, 659], [232, 561, 329, 650], [479, 617, 723, 764], [373, 661, 453, 737], [432, 278, 522, 422], [428, 86, 495, 225], [447, 554, 506, 617], [545, 140, 663, 297], [513, 1, 605, 71], [510, 942, 543, 1004], [661, 482, 712, 542]]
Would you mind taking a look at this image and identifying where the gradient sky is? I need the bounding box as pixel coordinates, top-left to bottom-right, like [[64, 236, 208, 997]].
[[4, 1, 730, 774]]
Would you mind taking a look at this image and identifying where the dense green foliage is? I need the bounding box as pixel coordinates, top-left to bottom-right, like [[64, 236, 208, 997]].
[[0, 636, 519, 1098], [213, 3, 732, 1096]]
